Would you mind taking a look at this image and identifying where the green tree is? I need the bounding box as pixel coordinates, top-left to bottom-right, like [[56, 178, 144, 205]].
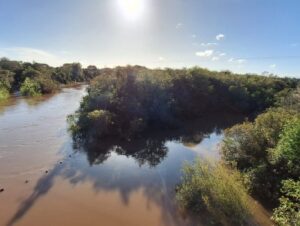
[[271, 118, 300, 175], [222, 108, 298, 202], [20, 78, 41, 96], [272, 180, 300, 226]]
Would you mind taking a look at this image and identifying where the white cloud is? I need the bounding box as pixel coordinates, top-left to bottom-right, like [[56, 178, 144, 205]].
[[212, 57, 219, 61], [192, 34, 197, 38], [216, 34, 225, 41], [219, 52, 226, 57], [200, 42, 218, 47], [195, 50, 214, 57], [228, 58, 246, 64], [269, 64, 276, 69], [236, 59, 246, 64], [176, 23, 183, 29], [158, 56, 165, 61]]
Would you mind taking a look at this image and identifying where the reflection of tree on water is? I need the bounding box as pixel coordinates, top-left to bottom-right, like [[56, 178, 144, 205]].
[[0, 93, 55, 115], [76, 112, 246, 167], [82, 137, 168, 167], [7, 112, 246, 226]]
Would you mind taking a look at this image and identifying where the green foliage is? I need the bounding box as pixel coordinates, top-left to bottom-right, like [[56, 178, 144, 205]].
[[0, 69, 14, 101], [0, 86, 9, 101], [271, 118, 300, 175], [272, 180, 300, 226], [0, 58, 100, 97], [35, 76, 59, 94], [69, 66, 298, 142], [222, 89, 300, 225], [222, 108, 298, 202], [278, 86, 300, 112], [54, 63, 84, 83], [20, 78, 41, 96], [0, 70, 14, 91], [176, 159, 251, 225], [0, 57, 22, 71]]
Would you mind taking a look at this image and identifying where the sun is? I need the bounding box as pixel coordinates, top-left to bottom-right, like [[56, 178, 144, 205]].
[[117, 0, 145, 20]]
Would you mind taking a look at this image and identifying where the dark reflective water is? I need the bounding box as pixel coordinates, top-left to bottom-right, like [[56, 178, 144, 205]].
[[0, 86, 271, 226]]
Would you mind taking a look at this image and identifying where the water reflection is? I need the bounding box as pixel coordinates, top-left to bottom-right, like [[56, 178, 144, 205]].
[[0, 94, 55, 115], [2, 86, 248, 226], [6, 112, 245, 226], [78, 113, 245, 167]]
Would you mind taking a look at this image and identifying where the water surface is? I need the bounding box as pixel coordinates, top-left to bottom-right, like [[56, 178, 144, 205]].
[[0, 86, 271, 226]]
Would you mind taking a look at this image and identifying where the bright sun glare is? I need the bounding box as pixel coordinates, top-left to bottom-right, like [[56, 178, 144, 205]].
[[117, 0, 145, 20]]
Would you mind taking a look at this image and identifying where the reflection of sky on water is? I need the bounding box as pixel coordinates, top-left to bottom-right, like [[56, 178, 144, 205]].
[[185, 132, 223, 160], [1, 86, 247, 226]]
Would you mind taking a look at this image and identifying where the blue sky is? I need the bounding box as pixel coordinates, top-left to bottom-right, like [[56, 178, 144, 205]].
[[0, 0, 299, 77]]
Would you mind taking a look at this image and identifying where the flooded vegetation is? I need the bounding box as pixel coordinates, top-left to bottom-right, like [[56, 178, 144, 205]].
[[1, 0, 300, 224], [1, 63, 299, 225], [67, 66, 299, 226], [0, 85, 274, 226]]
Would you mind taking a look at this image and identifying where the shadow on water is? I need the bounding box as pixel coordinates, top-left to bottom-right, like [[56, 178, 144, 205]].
[[6, 165, 64, 226], [7, 112, 246, 226]]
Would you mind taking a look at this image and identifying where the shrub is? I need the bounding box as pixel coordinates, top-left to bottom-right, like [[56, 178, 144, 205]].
[[0, 70, 14, 91], [176, 159, 251, 225], [271, 118, 300, 175], [0, 86, 9, 101], [35, 76, 59, 94], [272, 179, 300, 226], [20, 77, 41, 96], [222, 108, 298, 202]]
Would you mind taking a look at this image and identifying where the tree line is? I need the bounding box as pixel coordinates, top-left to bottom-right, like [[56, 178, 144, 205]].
[[68, 65, 299, 142], [0, 58, 101, 99]]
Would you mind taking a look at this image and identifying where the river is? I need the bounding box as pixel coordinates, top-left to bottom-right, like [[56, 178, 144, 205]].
[[0, 86, 272, 226]]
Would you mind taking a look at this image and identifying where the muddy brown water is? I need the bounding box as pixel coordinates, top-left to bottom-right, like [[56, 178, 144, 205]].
[[0, 86, 273, 226]]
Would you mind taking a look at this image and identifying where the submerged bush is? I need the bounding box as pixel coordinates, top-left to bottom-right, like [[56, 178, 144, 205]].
[[272, 179, 300, 226], [176, 159, 250, 225], [0, 86, 9, 101], [20, 77, 41, 96]]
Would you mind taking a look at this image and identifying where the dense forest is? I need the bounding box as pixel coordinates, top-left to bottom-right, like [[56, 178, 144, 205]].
[[68, 65, 299, 142], [0, 57, 101, 99]]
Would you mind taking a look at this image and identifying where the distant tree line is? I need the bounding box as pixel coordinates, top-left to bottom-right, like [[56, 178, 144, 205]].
[[0, 58, 102, 99], [68, 65, 299, 142]]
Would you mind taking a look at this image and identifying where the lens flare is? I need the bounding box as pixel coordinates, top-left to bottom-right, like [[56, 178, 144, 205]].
[[117, 0, 145, 20]]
